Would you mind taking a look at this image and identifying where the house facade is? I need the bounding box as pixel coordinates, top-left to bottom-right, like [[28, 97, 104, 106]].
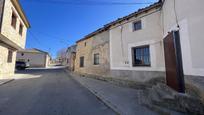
[[16, 49, 51, 68], [75, 0, 204, 95], [75, 30, 110, 77], [66, 45, 76, 71], [0, 0, 30, 79], [109, 2, 165, 82]]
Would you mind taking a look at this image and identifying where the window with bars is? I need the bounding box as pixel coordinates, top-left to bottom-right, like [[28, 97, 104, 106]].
[[11, 12, 17, 29], [7, 50, 13, 63], [132, 45, 150, 66], [133, 20, 142, 31], [93, 53, 99, 65]]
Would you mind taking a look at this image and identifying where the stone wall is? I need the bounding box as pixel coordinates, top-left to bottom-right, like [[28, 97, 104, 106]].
[[0, 44, 16, 79], [75, 31, 110, 77], [185, 75, 204, 102], [1, 0, 27, 48]]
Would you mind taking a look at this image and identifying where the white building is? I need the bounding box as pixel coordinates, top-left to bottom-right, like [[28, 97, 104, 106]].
[[17, 48, 51, 68], [109, 2, 165, 82], [108, 0, 204, 93]]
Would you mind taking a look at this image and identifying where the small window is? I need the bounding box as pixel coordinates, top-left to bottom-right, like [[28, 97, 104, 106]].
[[80, 56, 84, 67], [21, 53, 24, 56], [84, 42, 86, 47], [132, 46, 150, 66], [133, 20, 142, 31], [11, 12, 17, 29], [94, 53, 100, 65], [19, 23, 23, 35], [7, 50, 13, 63]]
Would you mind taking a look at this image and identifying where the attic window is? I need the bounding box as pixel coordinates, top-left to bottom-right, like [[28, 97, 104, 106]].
[[133, 20, 142, 31], [11, 12, 17, 29]]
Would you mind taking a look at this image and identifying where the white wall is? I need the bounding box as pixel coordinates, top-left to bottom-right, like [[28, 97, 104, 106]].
[[162, 0, 204, 76], [16, 52, 46, 67], [110, 8, 165, 72]]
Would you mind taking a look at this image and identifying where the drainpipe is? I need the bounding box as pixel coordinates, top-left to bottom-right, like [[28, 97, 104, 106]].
[[119, 25, 125, 64]]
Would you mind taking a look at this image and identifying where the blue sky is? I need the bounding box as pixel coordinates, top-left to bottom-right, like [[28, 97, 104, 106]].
[[19, 0, 158, 58]]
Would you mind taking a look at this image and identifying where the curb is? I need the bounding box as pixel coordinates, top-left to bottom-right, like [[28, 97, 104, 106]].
[[0, 79, 14, 86]]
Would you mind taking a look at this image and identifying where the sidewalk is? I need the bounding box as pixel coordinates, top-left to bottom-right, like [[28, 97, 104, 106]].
[[70, 73, 173, 115]]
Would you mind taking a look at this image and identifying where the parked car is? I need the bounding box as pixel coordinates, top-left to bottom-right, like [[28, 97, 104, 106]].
[[15, 61, 30, 70]]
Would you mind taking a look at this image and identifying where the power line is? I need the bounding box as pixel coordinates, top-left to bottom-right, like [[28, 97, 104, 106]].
[[28, 30, 54, 55], [34, 31, 68, 44], [23, 0, 154, 6], [29, 30, 68, 46], [28, 30, 42, 45]]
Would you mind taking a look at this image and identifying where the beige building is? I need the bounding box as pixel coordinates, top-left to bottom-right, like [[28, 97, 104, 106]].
[[17, 49, 51, 68], [0, 0, 30, 79], [75, 29, 110, 77]]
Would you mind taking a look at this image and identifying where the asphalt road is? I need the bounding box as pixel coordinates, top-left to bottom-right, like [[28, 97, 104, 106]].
[[0, 68, 116, 115]]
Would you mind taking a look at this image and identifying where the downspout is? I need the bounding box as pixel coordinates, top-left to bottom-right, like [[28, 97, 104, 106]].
[[119, 25, 125, 64]]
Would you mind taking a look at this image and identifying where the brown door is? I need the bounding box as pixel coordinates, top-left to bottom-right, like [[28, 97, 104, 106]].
[[163, 31, 185, 93]]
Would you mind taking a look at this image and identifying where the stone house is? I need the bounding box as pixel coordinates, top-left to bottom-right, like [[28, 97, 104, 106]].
[[65, 45, 76, 71], [0, 0, 30, 79], [75, 0, 204, 95], [16, 48, 51, 68], [75, 29, 110, 76]]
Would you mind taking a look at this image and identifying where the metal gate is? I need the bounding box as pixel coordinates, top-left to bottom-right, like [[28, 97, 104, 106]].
[[163, 31, 185, 93]]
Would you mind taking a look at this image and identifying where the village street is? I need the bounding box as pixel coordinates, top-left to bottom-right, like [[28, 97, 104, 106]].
[[0, 68, 117, 115]]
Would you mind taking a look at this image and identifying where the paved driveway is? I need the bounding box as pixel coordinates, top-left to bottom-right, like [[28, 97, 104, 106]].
[[0, 68, 116, 115]]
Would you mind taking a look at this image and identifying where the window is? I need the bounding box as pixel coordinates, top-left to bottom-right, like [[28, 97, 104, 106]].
[[133, 20, 142, 31], [84, 42, 86, 47], [7, 50, 13, 63], [21, 53, 24, 56], [11, 12, 17, 29], [132, 46, 150, 66], [19, 23, 23, 35], [94, 53, 100, 65], [80, 56, 84, 67]]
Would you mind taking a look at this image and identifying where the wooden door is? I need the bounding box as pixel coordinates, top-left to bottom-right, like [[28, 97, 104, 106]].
[[163, 31, 185, 93]]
